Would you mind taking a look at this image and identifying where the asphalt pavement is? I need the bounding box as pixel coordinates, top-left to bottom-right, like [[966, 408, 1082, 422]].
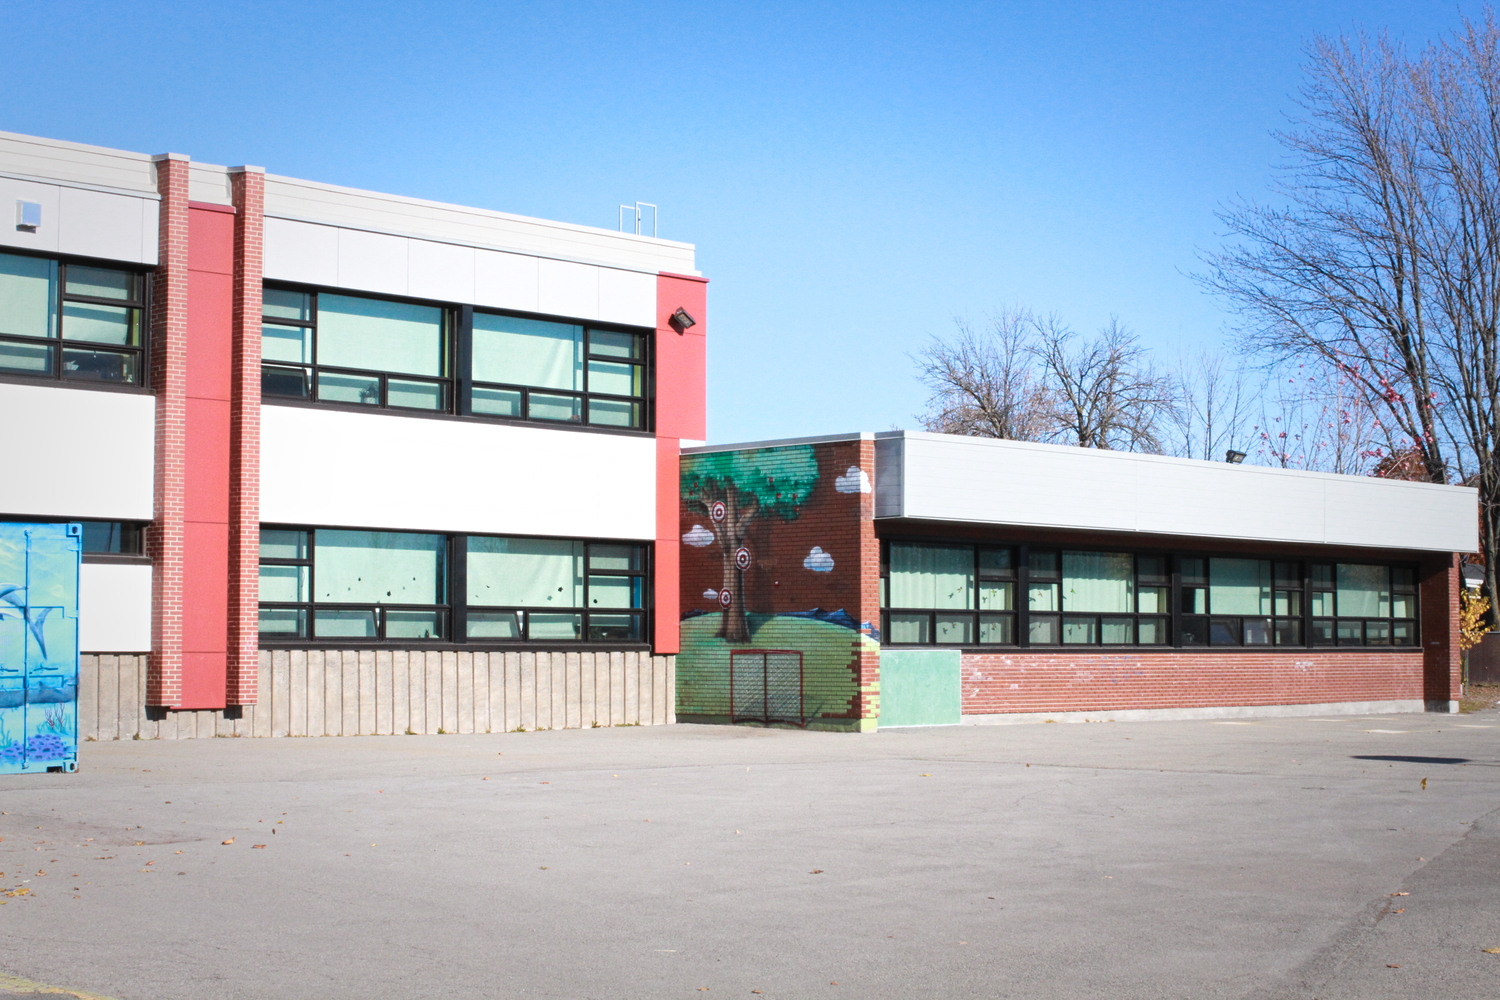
[[2, 711, 1498, 999]]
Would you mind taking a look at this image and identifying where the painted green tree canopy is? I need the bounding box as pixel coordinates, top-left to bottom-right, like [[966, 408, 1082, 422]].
[[681, 446, 819, 518]]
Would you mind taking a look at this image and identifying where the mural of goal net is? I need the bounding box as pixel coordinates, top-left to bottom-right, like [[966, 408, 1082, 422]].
[[730, 650, 804, 726]]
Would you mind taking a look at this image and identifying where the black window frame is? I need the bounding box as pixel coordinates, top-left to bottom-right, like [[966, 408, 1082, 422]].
[[257, 525, 651, 649], [0, 517, 149, 562], [878, 538, 1420, 650], [0, 249, 150, 388], [260, 285, 455, 414]]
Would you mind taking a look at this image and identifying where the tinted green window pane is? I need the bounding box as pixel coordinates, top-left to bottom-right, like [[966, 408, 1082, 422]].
[[259, 565, 308, 602], [65, 265, 136, 300], [387, 378, 445, 410], [1062, 617, 1096, 644], [1029, 549, 1059, 577], [259, 529, 308, 560], [62, 347, 136, 383], [315, 609, 377, 638], [587, 398, 639, 428], [1209, 619, 1239, 645], [62, 301, 136, 344], [1365, 620, 1391, 645], [468, 612, 520, 639], [1310, 592, 1335, 616], [1336, 620, 1364, 644], [1274, 590, 1302, 616], [318, 371, 381, 405], [1209, 558, 1271, 614], [1029, 614, 1059, 644], [1244, 618, 1273, 645], [529, 612, 581, 639], [530, 392, 582, 422], [1274, 562, 1301, 588], [467, 536, 583, 607], [978, 549, 1013, 575], [315, 530, 446, 604], [386, 610, 443, 640], [1100, 618, 1133, 644], [889, 543, 974, 609], [1137, 556, 1167, 584], [589, 575, 641, 609], [318, 293, 444, 377], [587, 359, 641, 397], [1392, 594, 1415, 618], [978, 581, 1013, 610], [472, 386, 522, 417], [935, 614, 973, 644], [1311, 619, 1335, 644], [1337, 564, 1389, 617], [1391, 567, 1415, 589], [1028, 582, 1059, 611], [888, 613, 930, 643], [1392, 621, 1415, 645], [263, 366, 309, 398], [0, 253, 57, 338], [588, 614, 640, 641], [1274, 619, 1303, 645], [589, 329, 641, 359], [1182, 587, 1207, 614], [0, 339, 52, 374], [263, 288, 311, 321], [1179, 558, 1206, 585], [258, 608, 306, 636], [78, 522, 126, 554], [472, 313, 582, 389], [1138, 618, 1168, 644], [1063, 551, 1134, 612], [1138, 586, 1168, 613], [1309, 564, 1334, 588], [979, 615, 1013, 644], [590, 544, 640, 572], [262, 323, 312, 364]]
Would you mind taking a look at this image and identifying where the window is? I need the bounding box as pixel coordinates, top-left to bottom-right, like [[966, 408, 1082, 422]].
[[0, 252, 146, 385], [471, 313, 647, 429], [261, 288, 451, 411], [880, 539, 1417, 649], [257, 527, 648, 645], [466, 536, 645, 641], [0, 519, 146, 555]]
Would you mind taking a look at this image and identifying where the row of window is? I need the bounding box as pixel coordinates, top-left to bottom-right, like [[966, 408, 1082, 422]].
[[0, 519, 145, 555], [0, 251, 651, 432], [258, 528, 649, 644], [880, 542, 1420, 648]]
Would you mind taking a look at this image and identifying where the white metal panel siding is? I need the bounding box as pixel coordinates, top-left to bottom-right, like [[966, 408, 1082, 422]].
[[0, 383, 154, 520], [598, 268, 657, 327], [537, 258, 599, 320], [264, 217, 339, 286], [883, 432, 1478, 553], [80, 563, 152, 652], [409, 239, 476, 304], [337, 227, 409, 295], [474, 248, 540, 312], [57, 187, 155, 264], [0, 174, 61, 255], [0, 130, 157, 193], [263, 173, 697, 274], [260, 406, 657, 539]]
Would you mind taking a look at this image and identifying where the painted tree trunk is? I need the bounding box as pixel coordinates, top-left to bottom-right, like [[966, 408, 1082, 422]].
[[716, 492, 753, 642]]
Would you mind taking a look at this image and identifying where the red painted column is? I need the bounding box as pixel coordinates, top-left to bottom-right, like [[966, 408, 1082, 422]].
[[147, 154, 190, 708], [1421, 552, 1462, 710], [179, 200, 236, 708], [226, 167, 264, 706], [653, 272, 709, 655]]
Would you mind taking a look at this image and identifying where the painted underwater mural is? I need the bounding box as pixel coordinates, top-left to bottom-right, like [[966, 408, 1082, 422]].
[[678, 440, 880, 731], [0, 523, 81, 773]]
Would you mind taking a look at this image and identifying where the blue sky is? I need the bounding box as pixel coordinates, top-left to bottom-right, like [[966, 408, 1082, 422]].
[[2, 1, 1489, 442]]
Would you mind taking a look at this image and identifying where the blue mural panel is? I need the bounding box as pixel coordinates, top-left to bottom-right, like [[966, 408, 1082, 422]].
[[0, 523, 81, 774]]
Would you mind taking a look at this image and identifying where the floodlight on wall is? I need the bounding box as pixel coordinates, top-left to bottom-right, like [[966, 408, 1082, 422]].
[[1225, 450, 1247, 464], [15, 200, 40, 233], [670, 307, 697, 332]]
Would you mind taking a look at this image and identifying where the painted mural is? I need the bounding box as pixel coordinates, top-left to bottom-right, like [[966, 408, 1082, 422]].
[[0, 523, 81, 773], [678, 442, 879, 731]]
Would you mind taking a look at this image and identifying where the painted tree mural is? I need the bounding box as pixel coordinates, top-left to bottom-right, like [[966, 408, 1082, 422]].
[[682, 446, 819, 642]]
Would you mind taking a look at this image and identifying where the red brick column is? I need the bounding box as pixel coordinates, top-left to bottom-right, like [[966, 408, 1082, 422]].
[[147, 154, 191, 708], [1421, 552, 1462, 711], [852, 438, 881, 728], [226, 167, 265, 705]]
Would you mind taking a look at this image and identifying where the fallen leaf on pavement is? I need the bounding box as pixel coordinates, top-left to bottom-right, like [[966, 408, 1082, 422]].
[[221, 838, 235, 845], [1387, 964, 1401, 969], [810, 869, 824, 874], [252, 845, 266, 849], [1482, 947, 1500, 954], [1393, 908, 1405, 913], [134, 841, 144, 846], [1391, 892, 1409, 896]]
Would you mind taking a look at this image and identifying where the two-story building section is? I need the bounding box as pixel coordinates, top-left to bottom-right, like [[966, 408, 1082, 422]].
[[0, 129, 706, 738]]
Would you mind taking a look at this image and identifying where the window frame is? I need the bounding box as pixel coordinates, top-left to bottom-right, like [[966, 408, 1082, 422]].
[[0, 249, 151, 389], [878, 538, 1420, 651], [257, 524, 652, 649]]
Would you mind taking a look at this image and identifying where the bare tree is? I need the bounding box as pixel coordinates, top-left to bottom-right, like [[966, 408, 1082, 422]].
[[1250, 365, 1388, 474], [1166, 351, 1252, 461], [913, 309, 1054, 441], [1201, 13, 1500, 620], [1031, 316, 1178, 451]]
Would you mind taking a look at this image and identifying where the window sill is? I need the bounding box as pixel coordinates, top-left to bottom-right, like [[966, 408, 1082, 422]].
[[0, 371, 152, 395], [83, 553, 151, 565]]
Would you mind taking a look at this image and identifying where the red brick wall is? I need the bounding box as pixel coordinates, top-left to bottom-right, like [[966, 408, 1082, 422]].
[[226, 167, 264, 705], [1421, 552, 1461, 705], [960, 650, 1425, 715]]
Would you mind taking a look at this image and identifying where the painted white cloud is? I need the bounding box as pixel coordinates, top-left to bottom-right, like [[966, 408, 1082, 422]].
[[803, 546, 835, 572], [703, 589, 720, 601], [682, 524, 715, 547], [834, 466, 871, 493]]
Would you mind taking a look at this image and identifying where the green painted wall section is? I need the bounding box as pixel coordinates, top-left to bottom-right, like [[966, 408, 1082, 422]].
[[878, 649, 962, 728]]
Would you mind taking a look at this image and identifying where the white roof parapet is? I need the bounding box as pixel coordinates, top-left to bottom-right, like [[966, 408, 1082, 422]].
[[873, 430, 1478, 553], [683, 432, 873, 455]]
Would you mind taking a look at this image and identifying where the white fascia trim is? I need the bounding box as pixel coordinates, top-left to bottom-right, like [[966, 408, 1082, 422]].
[[961, 700, 1431, 725], [684, 432, 873, 454], [0, 168, 161, 201]]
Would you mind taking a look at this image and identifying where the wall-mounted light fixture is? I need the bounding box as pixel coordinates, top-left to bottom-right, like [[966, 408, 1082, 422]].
[[670, 307, 697, 332], [15, 200, 40, 233], [1225, 449, 1247, 464]]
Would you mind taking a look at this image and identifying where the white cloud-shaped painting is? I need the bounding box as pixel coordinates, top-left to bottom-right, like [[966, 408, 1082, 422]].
[[803, 546, 835, 572], [834, 466, 871, 493], [703, 589, 720, 601], [682, 524, 715, 547]]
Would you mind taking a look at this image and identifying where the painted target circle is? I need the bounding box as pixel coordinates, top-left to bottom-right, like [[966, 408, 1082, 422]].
[[734, 546, 752, 571], [718, 588, 733, 607], [709, 501, 726, 523]]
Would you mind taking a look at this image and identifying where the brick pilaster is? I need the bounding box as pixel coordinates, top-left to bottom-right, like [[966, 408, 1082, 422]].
[[226, 166, 265, 705], [1421, 552, 1463, 710], [147, 153, 191, 707], [853, 438, 881, 727]]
